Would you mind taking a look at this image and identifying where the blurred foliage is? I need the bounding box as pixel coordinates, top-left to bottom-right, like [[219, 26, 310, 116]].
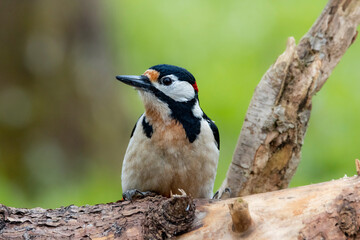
[[0, 0, 359, 208]]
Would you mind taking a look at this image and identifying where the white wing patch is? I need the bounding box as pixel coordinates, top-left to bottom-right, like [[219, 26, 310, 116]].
[[192, 101, 203, 118]]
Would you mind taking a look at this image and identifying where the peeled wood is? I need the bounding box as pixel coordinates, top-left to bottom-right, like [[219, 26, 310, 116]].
[[179, 176, 360, 240], [219, 0, 360, 198]]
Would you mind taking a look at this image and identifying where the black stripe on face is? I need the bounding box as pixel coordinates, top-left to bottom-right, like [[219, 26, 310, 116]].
[[168, 98, 201, 143], [147, 87, 201, 143]]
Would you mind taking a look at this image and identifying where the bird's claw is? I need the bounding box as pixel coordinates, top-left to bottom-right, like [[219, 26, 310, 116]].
[[122, 189, 157, 201], [212, 187, 231, 199], [212, 190, 219, 199]]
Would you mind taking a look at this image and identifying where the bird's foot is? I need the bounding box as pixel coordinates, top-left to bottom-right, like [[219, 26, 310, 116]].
[[212, 187, 231, 199], [122, 189, 157, 201], [170, 189, 187, 198]]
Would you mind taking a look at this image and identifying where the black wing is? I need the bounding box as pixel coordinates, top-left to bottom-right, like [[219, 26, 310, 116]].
[[130, 114, 143, 138], [203, 113, 220, 150], [130, 121, 138, 138]]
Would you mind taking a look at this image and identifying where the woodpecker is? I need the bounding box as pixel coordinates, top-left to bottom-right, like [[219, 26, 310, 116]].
[[116, 64, 219, 199]]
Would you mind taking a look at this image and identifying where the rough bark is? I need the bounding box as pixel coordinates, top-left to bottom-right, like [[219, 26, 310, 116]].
[[218, 0, 360, 198], [0, 195, 197, 240], [1, 176, 359, 239]]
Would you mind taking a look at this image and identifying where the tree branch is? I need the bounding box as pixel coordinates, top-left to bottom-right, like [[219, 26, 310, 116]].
[[0, 195, 197, 239], [219, 0, 360, 198], [1, 176, 359, 239], [179, 176, 360, 240]]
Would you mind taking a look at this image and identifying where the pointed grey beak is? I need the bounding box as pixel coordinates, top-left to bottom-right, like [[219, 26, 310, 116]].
[[116, 75, 152, 90]]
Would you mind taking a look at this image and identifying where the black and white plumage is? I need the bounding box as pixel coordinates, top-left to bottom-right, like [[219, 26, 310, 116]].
[[116, 64, 219, 198]]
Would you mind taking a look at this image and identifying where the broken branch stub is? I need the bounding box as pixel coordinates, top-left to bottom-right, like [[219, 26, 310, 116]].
[[228, 198, 252, 233]]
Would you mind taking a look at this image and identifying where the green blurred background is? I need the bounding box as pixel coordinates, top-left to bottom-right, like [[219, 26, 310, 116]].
[[0, 0, 359, 209]]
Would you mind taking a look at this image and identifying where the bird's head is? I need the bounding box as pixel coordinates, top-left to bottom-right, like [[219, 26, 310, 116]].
[[116, 64, 202, 122], [116, 64, 216, 144], [116, 64, 199, 103]]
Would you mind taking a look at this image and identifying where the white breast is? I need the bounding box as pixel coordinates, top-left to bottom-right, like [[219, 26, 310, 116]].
[[121, 115, 219, 198]]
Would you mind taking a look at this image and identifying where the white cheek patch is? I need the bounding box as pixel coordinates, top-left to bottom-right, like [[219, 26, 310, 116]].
[[154, 75, 195, 102]]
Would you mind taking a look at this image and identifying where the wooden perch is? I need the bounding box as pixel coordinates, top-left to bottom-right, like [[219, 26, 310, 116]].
[[1, 176, 359, 239], [179, 176, 360, 240], [218, 0, 360, 198], [0, 195, 197, 239], [1, 0, 360, 239]]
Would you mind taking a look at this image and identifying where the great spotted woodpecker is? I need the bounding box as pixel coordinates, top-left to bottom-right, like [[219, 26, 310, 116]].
[[116, 64, 219, 199]]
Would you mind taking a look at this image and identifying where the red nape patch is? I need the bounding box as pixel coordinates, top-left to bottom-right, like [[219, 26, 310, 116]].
[[192, 82, 199, 92]]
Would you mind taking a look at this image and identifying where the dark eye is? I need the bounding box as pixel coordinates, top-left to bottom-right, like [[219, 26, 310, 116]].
[[161, 77, 173, 86]]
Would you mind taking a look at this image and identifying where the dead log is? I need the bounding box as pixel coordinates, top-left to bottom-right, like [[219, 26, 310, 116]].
[[179, 176, 360, 240], [1, 176, 359, 239], [0, 195, 196, 239]]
